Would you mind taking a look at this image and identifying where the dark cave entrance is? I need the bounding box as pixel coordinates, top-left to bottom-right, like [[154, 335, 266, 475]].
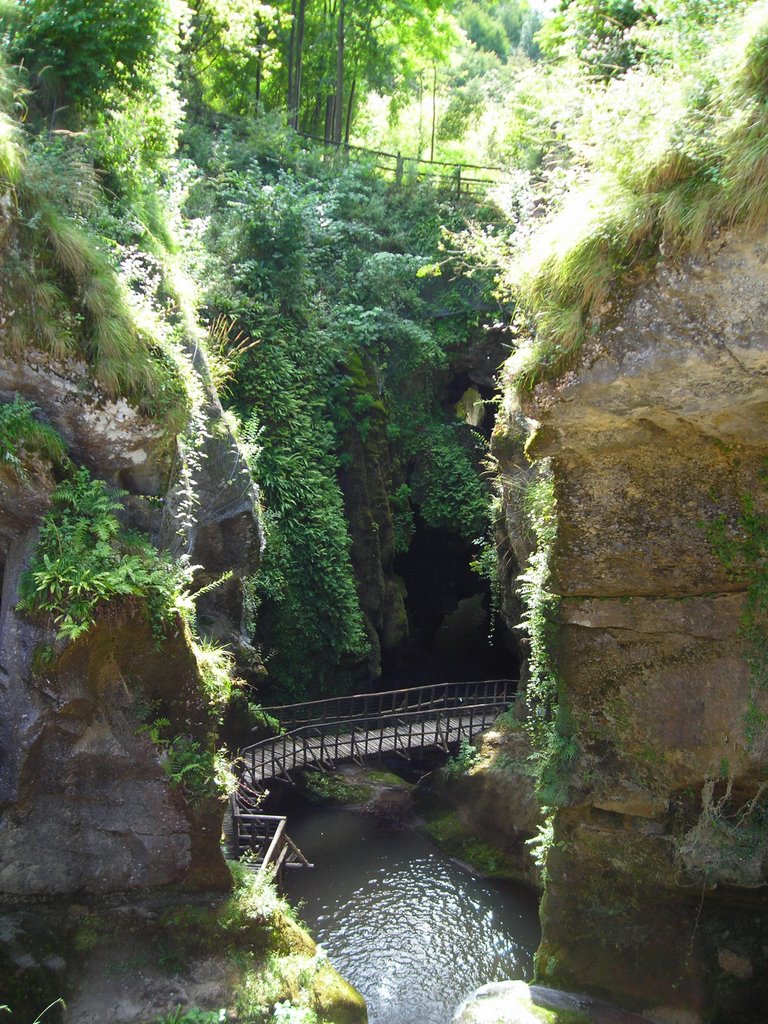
[[377, 364, 520, 689], [380, 514, 518, 688]]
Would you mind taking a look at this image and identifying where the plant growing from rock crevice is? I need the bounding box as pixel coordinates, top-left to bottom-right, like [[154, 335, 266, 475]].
[[17, 466, 191, 643], [705, 464, 768, 753]]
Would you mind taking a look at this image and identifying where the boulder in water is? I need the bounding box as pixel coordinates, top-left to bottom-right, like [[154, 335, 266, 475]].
[[452, 980, 653, 1024]]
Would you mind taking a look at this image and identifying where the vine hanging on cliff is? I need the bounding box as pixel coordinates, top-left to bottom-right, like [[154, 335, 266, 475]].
[[517, 464, 580, 807]]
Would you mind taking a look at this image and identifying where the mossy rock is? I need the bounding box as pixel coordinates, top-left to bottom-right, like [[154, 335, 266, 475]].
[[419, 808, 520, 878], [300, 770, 374, 805], [452, 982, 619, 1024], [363, 768, 413, 788], [311, 960, 368, 1024]]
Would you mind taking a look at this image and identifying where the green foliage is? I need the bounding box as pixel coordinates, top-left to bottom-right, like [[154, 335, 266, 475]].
[[192, 637, 237, 719], [526, 814, 555, 876], [0, 395, 67, 478], [4, 0, 173, 110], [409, 421, 490, 541], [498, 2, 768, 389], [705, 466, 768, 749], [193, 150, 494, 699], [493, 706, 523, 732], [17, 467, 189, 642], [518, 472, 560, 731], [237, 322, 370, 696], [444, 737, 480, 777], [164, 736, 226, 805], [537, 0, 648, 77], [183, 1, 285, 117], [154, 1009, 225, 1024], [458, 0, 542, 62], [137, 700, 235, 804], [390, 482, 415, 554], [515, 467, 580, 812], [272, 1004, 318, 1024], [0, 127, 188, 411], [301, 770, 372, 805]]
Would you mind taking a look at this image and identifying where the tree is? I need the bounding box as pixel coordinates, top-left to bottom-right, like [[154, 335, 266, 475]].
[[535, 0, 652, 76], [3, 0, 172, 115], [183, 0, 284, 116]]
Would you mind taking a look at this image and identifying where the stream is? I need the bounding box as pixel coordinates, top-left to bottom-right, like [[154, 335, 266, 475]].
[[284, 806, 540, 1024]]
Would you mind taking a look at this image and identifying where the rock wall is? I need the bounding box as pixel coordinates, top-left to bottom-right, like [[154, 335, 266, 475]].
[[0, 351, 259, 898], [510, 229, 768, 1023], [417, 723, 542, 887]]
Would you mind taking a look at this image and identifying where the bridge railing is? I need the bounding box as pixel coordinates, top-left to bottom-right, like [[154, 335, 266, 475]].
[[242, 692, 515, 783], [230, 809, 313, 875], [296, 132, 507, 195], [259, 678, 517, 733]]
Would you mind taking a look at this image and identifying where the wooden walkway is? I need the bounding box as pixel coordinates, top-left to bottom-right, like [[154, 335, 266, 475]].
[[296, 131, 508, 195], [240, 678, 516, 787], [229, 679, 516, 870], [224, 784, 312, 878]]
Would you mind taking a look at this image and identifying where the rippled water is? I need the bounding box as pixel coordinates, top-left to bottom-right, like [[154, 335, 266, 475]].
[[284, 807, 540, 1024]]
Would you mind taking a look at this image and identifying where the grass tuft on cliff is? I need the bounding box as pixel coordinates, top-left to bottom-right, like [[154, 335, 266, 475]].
[[503, 2, 768, 390], [0, 395, 67, 478], [0, 67, 187, 416]]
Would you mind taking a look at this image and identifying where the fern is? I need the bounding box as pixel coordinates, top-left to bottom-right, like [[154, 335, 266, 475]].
[[17, 467, 190, 642]]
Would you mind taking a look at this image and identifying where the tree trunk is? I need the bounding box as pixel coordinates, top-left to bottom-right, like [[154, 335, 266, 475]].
[[333, 0, 346, 144], [430, 65, 438, 162], [344, 74, 357, 145], [325, 94, 335, 144], [293, 0, 307, 130], [287, 0, 296, 115]]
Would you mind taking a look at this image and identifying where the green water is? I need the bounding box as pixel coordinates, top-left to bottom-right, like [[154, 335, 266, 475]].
[[285, 807, 540, 1024]]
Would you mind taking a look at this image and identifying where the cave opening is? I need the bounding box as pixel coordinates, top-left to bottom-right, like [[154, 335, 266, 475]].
[[381, 514, 518, 688]]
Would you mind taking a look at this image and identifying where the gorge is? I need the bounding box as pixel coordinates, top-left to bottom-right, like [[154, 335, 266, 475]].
[[1, 2, 768, 1024]]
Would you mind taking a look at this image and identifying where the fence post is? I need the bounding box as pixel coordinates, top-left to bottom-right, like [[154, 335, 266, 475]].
[[396, 151, 404, 185]]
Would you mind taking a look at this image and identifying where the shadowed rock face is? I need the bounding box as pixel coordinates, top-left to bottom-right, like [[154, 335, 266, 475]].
[[0, 353, 258, 898], [510, 228, 768, 1023]]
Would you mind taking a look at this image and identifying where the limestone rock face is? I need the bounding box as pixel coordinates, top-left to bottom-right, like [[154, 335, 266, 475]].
[[0, 608, 229, 896], [511, 228, 768, 1022], [2, 892, 367, 1024], [452, 981, 652, 1024], [0, 351, 258, 897]]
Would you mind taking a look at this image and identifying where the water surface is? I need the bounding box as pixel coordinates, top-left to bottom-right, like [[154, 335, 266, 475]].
[[285, 807, 540, 1024]]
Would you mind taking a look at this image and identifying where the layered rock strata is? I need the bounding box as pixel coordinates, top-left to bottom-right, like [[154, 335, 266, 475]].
[[508, 228, 768, 1023]]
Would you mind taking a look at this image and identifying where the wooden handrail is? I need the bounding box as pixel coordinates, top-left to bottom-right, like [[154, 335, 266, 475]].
[[259, 678, 518, 732], [261, 818, 286, 869], [246, 698, 512, 753], [242, 693, 516, 784], [296, 130, 505, 174]]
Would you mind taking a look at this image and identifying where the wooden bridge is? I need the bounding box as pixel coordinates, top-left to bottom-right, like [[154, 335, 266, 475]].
[[229, 679, 515, 873], [240, 678, 516, 787], [296, 131, 508, 195], [225, 782, 313, 878]]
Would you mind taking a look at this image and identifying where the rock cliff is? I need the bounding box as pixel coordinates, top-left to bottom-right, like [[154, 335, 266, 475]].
[[504, 227, 768, 1023], [0, 349, 259, 899]]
